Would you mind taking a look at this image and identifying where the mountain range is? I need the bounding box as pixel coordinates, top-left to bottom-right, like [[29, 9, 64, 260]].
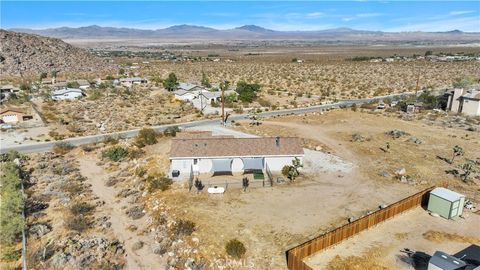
[[8, 25, 480, 41]]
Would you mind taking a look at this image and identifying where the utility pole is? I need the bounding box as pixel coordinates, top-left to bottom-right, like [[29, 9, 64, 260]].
[[200, 87, 203, 114], [220, 80, 229, 126]]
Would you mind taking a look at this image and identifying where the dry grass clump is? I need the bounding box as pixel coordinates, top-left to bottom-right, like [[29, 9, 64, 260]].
[[423, 230, 480, 244], [326, 246, 392, 270]]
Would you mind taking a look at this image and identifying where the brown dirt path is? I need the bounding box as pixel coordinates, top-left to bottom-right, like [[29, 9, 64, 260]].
[[79, 155, 167, 270]]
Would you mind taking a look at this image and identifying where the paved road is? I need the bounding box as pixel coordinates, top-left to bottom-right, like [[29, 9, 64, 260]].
[[0, 92, 414, 154]]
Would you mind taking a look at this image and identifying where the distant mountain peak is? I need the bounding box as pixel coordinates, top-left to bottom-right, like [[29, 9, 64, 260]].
[[164, 24, 216, 31], [236, 25, 275, 32]]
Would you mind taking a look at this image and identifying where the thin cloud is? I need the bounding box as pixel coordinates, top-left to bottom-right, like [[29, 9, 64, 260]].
[[449, 10, 476, 16], [357, 13, 384, 18], [386, 16, 480, 32], [307, 12, 324, 18]]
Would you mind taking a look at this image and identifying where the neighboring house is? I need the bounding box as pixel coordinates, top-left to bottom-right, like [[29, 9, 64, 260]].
[[76, 79, 91, 90], [169, 136, 304, 179], [51, 88, 85, 101], [174, 89, 197, 102], [0, 107, 32, 124], [446, 88, 480, 116], [1, 85, 20, 102], [119, 77, 147, 87], [177, 82, 204, 92], [405, 102, 423, 114]]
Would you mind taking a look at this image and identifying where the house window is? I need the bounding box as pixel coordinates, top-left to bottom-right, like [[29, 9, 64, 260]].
[[193, 159, 198, 165]]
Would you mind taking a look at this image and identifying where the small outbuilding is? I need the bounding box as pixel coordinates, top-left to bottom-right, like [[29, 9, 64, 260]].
[[427, 187, 465, 220]]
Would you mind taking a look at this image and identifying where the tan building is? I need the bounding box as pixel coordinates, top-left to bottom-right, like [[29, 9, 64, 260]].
[[0, 108, 32, 124]]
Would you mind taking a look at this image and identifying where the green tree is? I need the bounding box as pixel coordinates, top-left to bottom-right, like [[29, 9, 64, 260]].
[[163, 73, 179, 91], [0, 162, 25, 245], [51, 70, 58, 78], [235, 81, 261, 103], [201, 72, 211, 88]]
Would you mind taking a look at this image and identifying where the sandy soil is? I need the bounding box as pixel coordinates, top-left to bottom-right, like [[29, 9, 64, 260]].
[[79, 155, 167, 270], [145, 122, 417, 269], [305, 207, 480, 269]]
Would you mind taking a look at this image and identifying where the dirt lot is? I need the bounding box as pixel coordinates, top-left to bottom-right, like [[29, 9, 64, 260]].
[[305, 207, 480, 269]]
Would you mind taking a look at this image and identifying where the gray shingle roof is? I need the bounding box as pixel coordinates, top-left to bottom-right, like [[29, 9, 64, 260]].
[[170, 137, 304, 158]]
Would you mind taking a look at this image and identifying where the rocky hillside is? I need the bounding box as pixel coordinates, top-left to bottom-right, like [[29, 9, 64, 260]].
[[0, 29, 112, 76]]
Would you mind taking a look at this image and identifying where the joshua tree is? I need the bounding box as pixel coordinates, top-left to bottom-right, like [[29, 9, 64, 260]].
[[242, 177, 249, 192], [281, 157, 303, 181], [450, 145, 464, 164], [461, 160, 475, 183], [194, 179, 204, 193]]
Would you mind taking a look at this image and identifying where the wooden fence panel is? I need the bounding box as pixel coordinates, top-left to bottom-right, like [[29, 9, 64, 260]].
[[286, 187, 434, 270]]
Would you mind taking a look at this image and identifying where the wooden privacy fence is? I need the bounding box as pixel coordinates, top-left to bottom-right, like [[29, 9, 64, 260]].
[[286, 186, 435, 270]]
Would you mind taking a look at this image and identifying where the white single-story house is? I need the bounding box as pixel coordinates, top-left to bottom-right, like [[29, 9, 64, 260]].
[[120, 77, 147, 87], [174, 89, 197, 102], [447, 88, 480, 116], [51, 88, 85, 101], [169, 136, 304, 179]]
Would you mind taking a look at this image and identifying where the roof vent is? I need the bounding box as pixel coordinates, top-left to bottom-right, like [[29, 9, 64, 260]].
[[275, 136, 280, 147]]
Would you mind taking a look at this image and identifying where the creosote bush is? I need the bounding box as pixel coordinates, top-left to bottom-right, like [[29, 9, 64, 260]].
[[225, 239, 246, 258], [135, 128, 158, 148], [102, 146, 129, 162], [65, 215, 91, 232], [145, 173, 173, 192], [173, 219, 195, 237], [1, 246, 21, 262], [53, 142, 75, 155], [69, 202, 95, 215]]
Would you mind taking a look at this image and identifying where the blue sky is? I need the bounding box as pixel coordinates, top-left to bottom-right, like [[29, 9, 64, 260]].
[[1, 1, 479, 32]]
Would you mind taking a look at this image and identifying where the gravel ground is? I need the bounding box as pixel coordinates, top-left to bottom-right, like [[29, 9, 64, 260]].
[[302, 149, 354, 174]]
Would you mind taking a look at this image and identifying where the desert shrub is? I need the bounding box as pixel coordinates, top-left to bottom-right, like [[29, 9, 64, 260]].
[[163, 126, 180, 137], [69, 202, 95, 215], [257, 98, 271, 107], [351, 103, 357, 112], [61, 182, 84, 196], [134, 166, 147, 177], [102, 135, 119, 145], [225, 239, 246, 258], [0, 151, 28, 162], [102, 146, 129, 162], [53, 142, 75, 155], [135, 128, 157, 148], [65, 215, 91, 232], [128, 148, 145, 159], [1, 246, 21, 262], [145, 173, 173, 192], [173, 219, 195, 237]]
